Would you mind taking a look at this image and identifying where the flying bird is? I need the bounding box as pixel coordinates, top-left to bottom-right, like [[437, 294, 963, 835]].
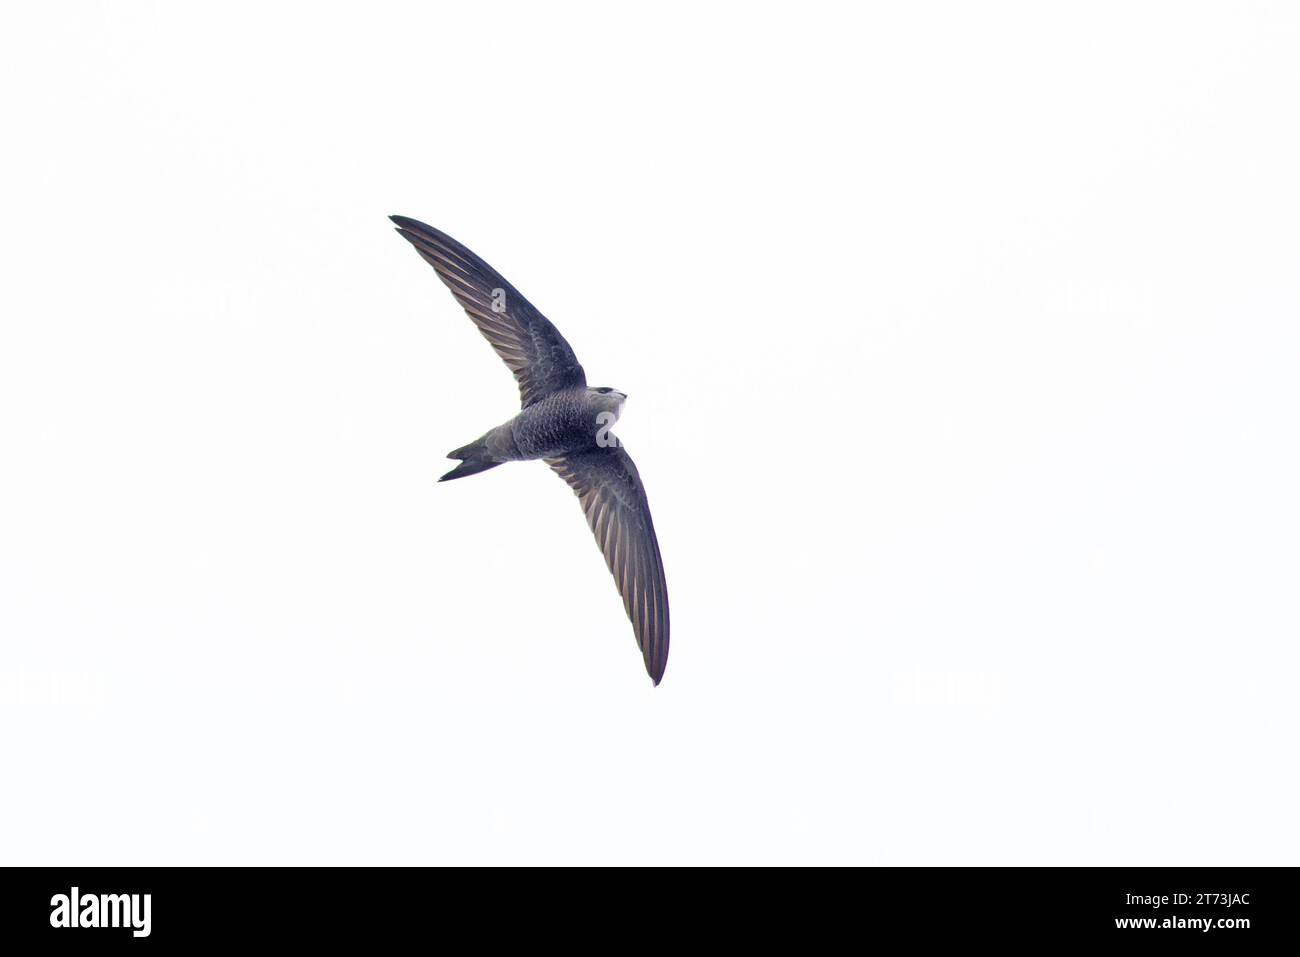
[[390, 216, 669, 684]]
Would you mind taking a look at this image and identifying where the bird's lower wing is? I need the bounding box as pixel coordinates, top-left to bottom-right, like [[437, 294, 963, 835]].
[[546, 445, 669, 684]]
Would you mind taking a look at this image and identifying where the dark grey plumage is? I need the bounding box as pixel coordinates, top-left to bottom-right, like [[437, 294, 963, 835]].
[[391, 215, 670, 685]]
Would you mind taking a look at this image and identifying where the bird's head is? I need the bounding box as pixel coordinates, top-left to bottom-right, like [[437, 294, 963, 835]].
[[588, 386, 627, 419]]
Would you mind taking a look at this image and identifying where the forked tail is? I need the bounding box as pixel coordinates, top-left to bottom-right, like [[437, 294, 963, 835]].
[[439, 438, 504, 482]]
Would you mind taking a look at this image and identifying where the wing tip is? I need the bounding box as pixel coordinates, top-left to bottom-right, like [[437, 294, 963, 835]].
[[389, 214, 449, 242], [389, 215, 434, 246], [646, 651, 667, 686]]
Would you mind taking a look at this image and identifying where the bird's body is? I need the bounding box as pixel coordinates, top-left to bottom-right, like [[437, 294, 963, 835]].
[[391, 216, 669, 684], [444, 385, 624, 478]]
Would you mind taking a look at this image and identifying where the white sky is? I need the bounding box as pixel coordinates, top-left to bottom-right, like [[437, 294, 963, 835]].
[[1, 3, 1297, 864]]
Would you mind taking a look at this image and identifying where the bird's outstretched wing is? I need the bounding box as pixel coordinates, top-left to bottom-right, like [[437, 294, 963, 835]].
[[546, 445, 669, 684], [391, 216, 587, 407]]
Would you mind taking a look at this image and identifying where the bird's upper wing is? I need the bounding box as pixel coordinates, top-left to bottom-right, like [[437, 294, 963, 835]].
[[391, 216, 586, 407], [546, 444, 669, 684]]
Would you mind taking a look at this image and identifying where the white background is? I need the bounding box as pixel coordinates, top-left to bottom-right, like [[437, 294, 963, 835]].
[[2, 3, 1297, 865]]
